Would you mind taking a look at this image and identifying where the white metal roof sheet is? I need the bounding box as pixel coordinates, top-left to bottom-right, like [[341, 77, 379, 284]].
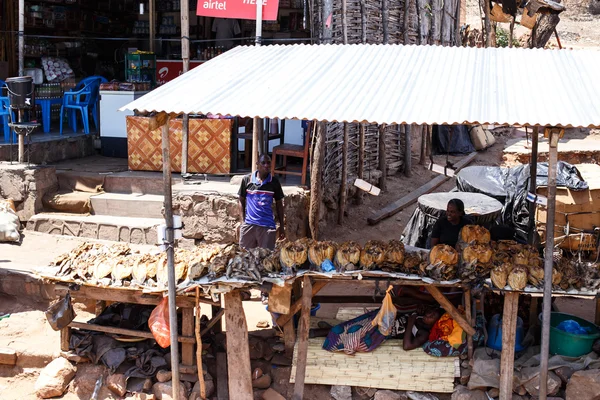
[[122, 44, 600, 128]]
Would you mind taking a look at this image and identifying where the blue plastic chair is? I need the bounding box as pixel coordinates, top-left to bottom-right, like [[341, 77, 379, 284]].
[[65, 76, 107, 131], [0, 79, 11, 143], [60, 79, 101, 134]]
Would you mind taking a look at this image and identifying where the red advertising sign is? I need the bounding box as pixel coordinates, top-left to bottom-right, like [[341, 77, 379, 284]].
[[196, 0, 279, 21], [156, 60, 204, 86]]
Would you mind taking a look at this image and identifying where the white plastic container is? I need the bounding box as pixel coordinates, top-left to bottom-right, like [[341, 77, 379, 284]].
[[23, 68, 43, 85], [354, 178, 381, 196]]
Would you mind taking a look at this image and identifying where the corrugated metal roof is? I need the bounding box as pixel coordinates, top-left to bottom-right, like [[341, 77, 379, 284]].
[[122, 44, 600, 128]]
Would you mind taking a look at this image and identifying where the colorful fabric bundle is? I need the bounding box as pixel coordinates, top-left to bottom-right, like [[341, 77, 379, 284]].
[[322, 310, 389, 355], [428, 313, 466, 349]]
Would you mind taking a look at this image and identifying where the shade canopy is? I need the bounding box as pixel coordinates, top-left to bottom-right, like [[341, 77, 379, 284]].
[[122, 44, 600, 128]]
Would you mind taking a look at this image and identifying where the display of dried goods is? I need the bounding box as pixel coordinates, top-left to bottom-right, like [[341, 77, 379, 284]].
[[507, 266, 528, 291], [527, 265, 545, 287], [459, 225, 491, 245], [492, 251, 511, 265], [280, 240, 308, 273], [385, 240, 406, 266], [490, 264, 509, 289], [462, 244, 493, 265], [360, 240, 386, 270], [307, 241, 337, 269], [429, 245, 459, 266], [334, 241, 361, 272], [402, 253, 422, 274]]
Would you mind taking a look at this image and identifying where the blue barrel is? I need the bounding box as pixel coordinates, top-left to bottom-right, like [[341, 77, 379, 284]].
[[486, 314, 525, 352]]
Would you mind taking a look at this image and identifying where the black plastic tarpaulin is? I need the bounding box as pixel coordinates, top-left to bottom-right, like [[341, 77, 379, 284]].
[[456, 162, 588, 242], [432, 125, 476, 155]]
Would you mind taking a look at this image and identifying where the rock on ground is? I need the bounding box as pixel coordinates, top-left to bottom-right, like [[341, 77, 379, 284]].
[[156, 370, 172, 383], [451, 385, 487, 400], [261, 387, 286, 400], [566, 369, 600, 400], [330, 385, 352, 400], [34, 357, 77, 399], [487, 388, 499, 398], [189, 379, 215, 400], [554, 366, 574, 384], [524, 371, 561, 397], [107, 373, 127, 397], [375, 389, 408, 400], [152, 381, 187, 400]]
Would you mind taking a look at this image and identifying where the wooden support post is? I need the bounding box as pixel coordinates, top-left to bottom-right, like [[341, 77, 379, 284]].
[[528, 126, 539, 245], [360, 0, 367, 44], [211, 304, 223, 333], [379, 124, 387, 191], [356, 123, 366, 205], [339, 123, 349, 224], [341, 0, 348, 43], [309, 122, 326, 240], [500, 292, 519, 400], [283, 319, 296, 358], [181, 0, 190, 174], [482, 0, 491, 47], [425, 286, 476, 336], [419, 125, 426, 165], [404, 124, 412, 178], [403, 0, 410, 44], [224, 291, 252, 400], [509, 18, 515, 48], [293, 276, 313, 400], [322, 0, 333, 43], [382, 0, 389, 44], [182, 308, 195, 366], [195, 288, 206, 400], [528, 14, 561, 49], [464, 289, 474, 360], [60, 327, 71, 352], [216, 352, 229, 400]]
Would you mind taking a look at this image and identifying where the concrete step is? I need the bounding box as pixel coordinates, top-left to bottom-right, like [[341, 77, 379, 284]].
[[91, 193, 164, 218], [26, 213, 162, 245], [55, 170, 180, 196]]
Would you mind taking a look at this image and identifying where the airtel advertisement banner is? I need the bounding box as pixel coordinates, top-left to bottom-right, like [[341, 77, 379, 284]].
[[196, 0, 279, 21], [156, 60, 204, 85]]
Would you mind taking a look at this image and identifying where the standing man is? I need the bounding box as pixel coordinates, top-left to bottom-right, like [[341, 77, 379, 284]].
[[238, 154, 286, 250]]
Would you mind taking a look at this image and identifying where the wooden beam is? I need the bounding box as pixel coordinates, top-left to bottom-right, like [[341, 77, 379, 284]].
[[69, 321, 196, 343], [309, 122, 326, 240], [60, 327, 71, 352], [424, 286, 476, 336], [292, 276, 313, 400], [201, 309, 225, 336], [182, 308, 195, 366], [275, 281, 328, 327], [356, 123, 366, 205], [224, 291, 253, 400], [338, 122, 349, 224], [53, 284, 218, 308], [499, 292, 519, 400], [464, 289, 474, 360], [216, 352, 229, 400], [268, 283, 292, 314], [379, 124, 388, 191], [367, 152, 476, 225]]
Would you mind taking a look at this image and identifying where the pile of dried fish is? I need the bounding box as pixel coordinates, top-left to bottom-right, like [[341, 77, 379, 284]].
[[226, 247, 276, 281]]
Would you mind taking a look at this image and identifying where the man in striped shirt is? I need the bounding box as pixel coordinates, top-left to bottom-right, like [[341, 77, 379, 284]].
[[238, 154, 286, 250]]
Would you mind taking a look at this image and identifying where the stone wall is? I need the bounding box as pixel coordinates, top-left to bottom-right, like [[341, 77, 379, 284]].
[[0, 135, 95, 164], [174, 190, 310, 243], [0, 164, 58, 221]]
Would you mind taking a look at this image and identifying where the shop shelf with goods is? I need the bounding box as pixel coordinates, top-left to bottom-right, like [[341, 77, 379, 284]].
[[125, 52, 156, 88]]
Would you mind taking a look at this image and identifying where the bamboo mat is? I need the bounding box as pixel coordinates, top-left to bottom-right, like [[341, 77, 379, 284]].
[[290, 338, 457, 392]]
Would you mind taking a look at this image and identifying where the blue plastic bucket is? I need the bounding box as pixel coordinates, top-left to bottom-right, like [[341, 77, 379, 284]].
[[486, 314, 525, 352]]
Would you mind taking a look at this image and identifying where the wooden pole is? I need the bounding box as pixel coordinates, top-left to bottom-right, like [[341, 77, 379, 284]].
[[529, 14, 561, 49], [195, 288, 206, 400], [292, 276, 313, 400], [360, 0, 367, 43], [482, 0, 491, 47], [509, 18, 515, 48], [499, 292, 519, 400], [309, 122, 326, 240], [338, 0, 349, 225], [528, 126, 539, 245], [416, 0, 423, 44], [252, 118, 261, 170], [425, 286, 476, 335], [464, 289, 474, 360], [382, 0, 389, 44], [379, 124, 387, 191], [403, 0, 410, 44], [161, 118, 181, 400], [404, 124, 412, 178], [539, 129, 560, 400], [322, 0, 333, 43], [419, 125, 426, 165], [224, 291, 253, 400], [149, 0, 155, 52], [181, 0, 190, 174], [356, 123, 365, 205], [18, 0, 24, 76]]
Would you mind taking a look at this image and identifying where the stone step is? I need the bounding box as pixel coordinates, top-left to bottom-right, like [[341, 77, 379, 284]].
[[55, 170, 179, 196], [26, 213, 162, 245], [91, 193, 164, 218]]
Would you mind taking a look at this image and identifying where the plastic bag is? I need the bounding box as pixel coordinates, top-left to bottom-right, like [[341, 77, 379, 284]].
[[0, 203, 20, 242], [45, 292, 76, 331], [371, 286, 397, 336], [557, 319, 592, 335], [148, 297, 171, 348]]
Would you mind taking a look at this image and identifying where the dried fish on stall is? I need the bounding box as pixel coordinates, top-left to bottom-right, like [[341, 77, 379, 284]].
[[308, 241, 337, 269], [131, 253, 156, 284], [209, 244, 237, 280], [459, 225, 491, 245], [111, 255, 136, 282], [385, 240, 406, 267], [425, 245, 459, 281], [527, 265, 545, 287], [280, 240, 308, 274], [490, 264, 509, 289], [507, 266, 528, 291], [334, 241, 361, 272], [402, 253, 422, 274], [262, 248, 281, 274], [462, 245, 493, 265], [360, 240, 386, 270]]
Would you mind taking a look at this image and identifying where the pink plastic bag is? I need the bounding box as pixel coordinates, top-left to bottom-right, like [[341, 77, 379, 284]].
[[148, 297, 171, 348]]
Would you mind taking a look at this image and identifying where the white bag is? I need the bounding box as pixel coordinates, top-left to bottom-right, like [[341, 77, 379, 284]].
[[470, 125, 496, 151], [0, 203, 20, 242]]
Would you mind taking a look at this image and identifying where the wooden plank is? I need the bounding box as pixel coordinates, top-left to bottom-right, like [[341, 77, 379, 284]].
[[201, 309, 224, 336], [69, 321, 196, 343], [367, 152, 477, 225], [0, 348, 17, 366], [499, 292, 519, 400], [292, 276, 313, 400], [464, 289, 474, 360], [268, 283, 292, 314], [195, 288, 206, 400], [284, 319, 296, 358], [224, 291, 253, 400], [60, 327, 71, 352], [276, 281, 328, 327], [182, 308, 194, 366], [53, 284, 217, 308], [216, 352, 229, 400], [425, 286, 476, 336]]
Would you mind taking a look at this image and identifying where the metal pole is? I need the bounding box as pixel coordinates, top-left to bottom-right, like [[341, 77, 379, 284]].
[[181, 0, 190, 174], [18, 0, 24, 76], [404, 124, 412, 177], [528, 126, 539, 244], [161, 120, 181, 399], [149, 0, 155, 52], [539, 129, 559, 400], [252, 1, 263, 168]]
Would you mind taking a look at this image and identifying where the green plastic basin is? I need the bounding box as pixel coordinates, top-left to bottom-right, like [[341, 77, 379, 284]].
[[539, 312, 600, 357]]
